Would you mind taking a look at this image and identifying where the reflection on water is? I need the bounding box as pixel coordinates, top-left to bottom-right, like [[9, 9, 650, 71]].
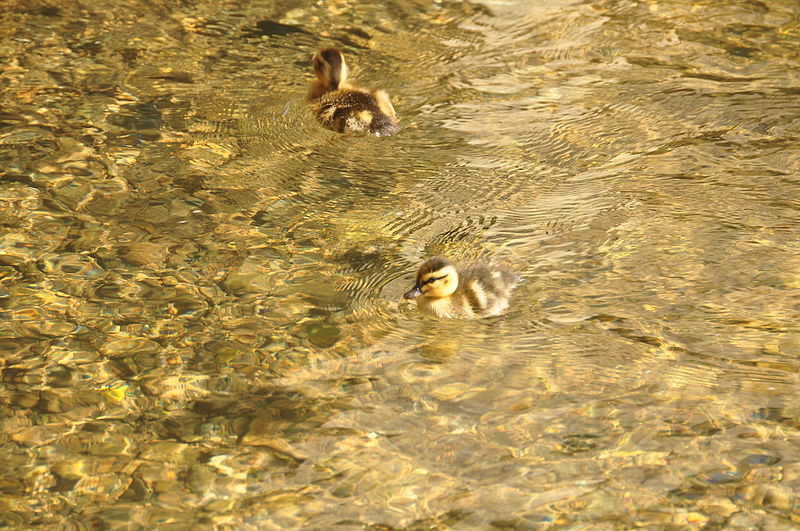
[[2, 0, 800, 527]]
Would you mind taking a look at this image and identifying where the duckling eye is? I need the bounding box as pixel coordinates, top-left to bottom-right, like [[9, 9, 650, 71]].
[[425, 274, 447, 285]]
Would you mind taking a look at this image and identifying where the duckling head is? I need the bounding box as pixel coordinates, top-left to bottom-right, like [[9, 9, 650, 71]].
[[312, 47, 349, 91], [404, 257, 459, 300]]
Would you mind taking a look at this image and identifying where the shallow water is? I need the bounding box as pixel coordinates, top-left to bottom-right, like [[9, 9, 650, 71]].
[[1, 0, 800, 528]]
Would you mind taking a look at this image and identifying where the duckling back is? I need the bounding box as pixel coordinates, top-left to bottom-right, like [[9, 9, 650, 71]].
[[453, 262, 519, 318], [313, 90, 398, 136]]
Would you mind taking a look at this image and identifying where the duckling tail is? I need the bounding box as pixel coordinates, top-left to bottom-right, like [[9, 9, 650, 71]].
[[373, 89, 396, 118]]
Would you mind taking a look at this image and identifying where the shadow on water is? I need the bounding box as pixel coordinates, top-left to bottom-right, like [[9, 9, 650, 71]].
[[1, 0, 800, 527]]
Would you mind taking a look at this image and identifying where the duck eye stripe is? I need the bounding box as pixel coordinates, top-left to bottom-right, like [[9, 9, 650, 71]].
[[424, 274, 447, 285]]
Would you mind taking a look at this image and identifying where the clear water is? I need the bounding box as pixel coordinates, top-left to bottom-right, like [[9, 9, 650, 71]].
[[1, 0, 800, 528]]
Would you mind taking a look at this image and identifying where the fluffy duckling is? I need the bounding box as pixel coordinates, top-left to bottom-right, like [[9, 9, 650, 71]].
[[404, 256, 519, 319], [307, 47, 398, 136]]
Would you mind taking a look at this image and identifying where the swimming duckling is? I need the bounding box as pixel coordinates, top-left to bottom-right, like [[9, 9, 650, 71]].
[[403, 256, 519, 319], [307, 47, 398, 136]]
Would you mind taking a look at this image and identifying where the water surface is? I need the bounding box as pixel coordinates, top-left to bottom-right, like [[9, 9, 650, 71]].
[[1, 0, 800, 528]]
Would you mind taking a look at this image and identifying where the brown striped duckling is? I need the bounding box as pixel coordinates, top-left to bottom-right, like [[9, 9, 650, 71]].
[[307, 47, 398, 136], [404, 256, 519, 319]]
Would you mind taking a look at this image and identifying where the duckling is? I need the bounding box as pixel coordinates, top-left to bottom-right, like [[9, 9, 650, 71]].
[[307, 47, 398, 136], [403, 256, 519, 319]]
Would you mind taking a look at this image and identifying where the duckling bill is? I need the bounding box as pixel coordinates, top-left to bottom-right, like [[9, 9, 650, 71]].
[[404, 256, 519, 319], [307, 47, 398, 136]]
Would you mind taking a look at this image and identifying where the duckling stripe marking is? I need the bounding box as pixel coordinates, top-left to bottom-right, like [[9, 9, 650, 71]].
[[465, 280, 488, 315], [357, 110, 374, 125]]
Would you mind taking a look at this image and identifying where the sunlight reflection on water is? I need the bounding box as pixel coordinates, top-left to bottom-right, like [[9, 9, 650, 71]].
[[1, 0, 799, 527]]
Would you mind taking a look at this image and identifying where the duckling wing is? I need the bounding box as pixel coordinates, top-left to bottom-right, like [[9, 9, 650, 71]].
[[459, 263, 519, 316]]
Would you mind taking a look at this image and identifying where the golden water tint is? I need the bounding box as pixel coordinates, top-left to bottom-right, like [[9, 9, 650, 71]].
[[1, 0, 800, 527]]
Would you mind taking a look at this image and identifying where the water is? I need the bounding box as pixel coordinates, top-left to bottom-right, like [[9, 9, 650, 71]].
[[1, 0, 800, 528]]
